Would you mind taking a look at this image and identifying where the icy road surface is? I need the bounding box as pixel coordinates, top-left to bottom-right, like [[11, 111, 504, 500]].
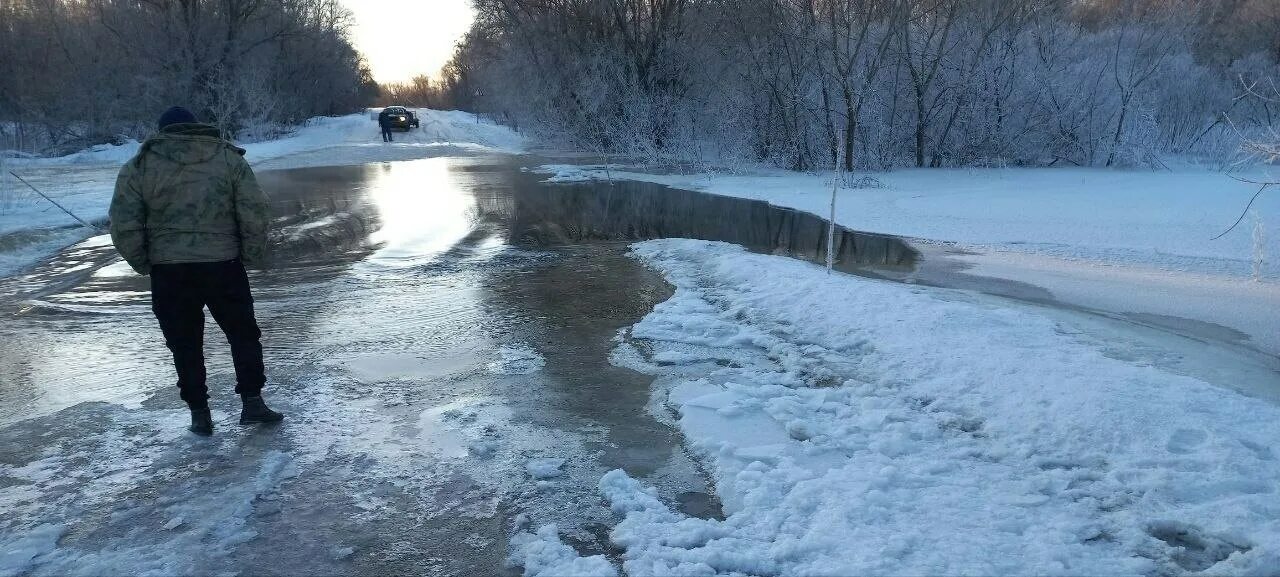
[[0, 157, 708, 576]]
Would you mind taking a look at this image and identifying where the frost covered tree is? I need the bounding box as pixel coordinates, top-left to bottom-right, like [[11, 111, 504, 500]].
[[0, 0, 378, 153], [444, 0, 1280, 171]]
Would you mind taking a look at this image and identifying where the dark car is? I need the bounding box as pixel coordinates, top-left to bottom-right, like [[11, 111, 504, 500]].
[[381, 106, 419, 131]]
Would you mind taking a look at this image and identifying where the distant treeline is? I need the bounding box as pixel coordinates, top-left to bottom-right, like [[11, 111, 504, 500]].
[[447, 0, 1280, 169], [0, 0, 379, 154], [377, 75, 444, 109]]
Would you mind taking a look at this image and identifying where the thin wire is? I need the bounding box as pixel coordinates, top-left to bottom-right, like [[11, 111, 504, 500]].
[[8, 170, 105, 232]]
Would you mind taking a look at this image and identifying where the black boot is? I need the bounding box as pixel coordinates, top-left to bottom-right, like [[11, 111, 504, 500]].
[[240, 395, 284, 424], [189, 408, 213, 436]]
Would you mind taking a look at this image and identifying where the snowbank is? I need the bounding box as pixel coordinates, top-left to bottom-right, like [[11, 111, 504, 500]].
[[599, 238, 1280, 575], [536, 165, 1280, 280]]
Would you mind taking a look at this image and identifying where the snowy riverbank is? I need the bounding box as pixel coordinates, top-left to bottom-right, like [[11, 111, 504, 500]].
[[537, 164, 1279, 280], [583, 239, 1280, 575], [0, 109, 523, 277]]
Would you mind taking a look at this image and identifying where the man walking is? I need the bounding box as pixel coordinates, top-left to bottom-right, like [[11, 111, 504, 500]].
[[109, 106, 283, 437], [378, 107, 394, 142]]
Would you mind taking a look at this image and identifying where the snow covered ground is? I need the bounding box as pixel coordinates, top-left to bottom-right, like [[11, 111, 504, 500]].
[[0, 109, 523, 277], [593, 239, 1280, 575]]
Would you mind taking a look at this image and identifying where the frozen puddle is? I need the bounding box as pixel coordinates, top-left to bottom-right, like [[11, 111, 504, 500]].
[[488, 344, 546, 375], [337, 351, 481, 382], [416, 405, 472, 459]]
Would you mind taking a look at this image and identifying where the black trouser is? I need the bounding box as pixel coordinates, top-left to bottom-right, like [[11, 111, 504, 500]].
[[151, 259, 265, 410], [381, 125, 393, 142]]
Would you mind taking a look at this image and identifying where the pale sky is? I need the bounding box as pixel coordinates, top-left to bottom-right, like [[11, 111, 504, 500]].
[[342, 0, 475, 84]]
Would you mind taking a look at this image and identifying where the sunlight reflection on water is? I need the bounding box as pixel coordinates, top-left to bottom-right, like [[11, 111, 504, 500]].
[[361, 158, 477, 268]]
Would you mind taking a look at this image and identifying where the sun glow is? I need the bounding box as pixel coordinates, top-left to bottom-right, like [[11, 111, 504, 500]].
[[342, 0, 475, 84]]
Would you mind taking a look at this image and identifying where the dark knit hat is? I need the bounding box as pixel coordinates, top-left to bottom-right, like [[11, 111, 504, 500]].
[[157, 106, 197, 130]]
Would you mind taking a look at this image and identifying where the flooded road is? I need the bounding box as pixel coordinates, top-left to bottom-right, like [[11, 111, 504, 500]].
[[0, 154, 923, 575], [0, 157, 706, 575]]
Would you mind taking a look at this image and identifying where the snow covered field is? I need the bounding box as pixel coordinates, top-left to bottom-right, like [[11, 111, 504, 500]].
[[588, 239, 1280, 575], [0, 109, 523, 277]]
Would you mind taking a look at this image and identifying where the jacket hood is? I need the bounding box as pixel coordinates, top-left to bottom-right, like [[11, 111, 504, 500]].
[[140, 122, 246, 165]]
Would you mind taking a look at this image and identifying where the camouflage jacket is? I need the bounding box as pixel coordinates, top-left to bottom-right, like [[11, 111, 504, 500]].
[[109, 123, 269, 275]]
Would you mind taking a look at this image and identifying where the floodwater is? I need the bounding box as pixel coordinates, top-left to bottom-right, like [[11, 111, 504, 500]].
[[0, 157, 668, 575], [0, 155, 919, 575]]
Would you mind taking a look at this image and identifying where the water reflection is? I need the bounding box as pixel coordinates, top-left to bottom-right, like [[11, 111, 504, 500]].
[[259, 160, 919, 274], [2, 159, 921, 314], [502, 178, 918, 271], [362, 160, 479, 267]]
